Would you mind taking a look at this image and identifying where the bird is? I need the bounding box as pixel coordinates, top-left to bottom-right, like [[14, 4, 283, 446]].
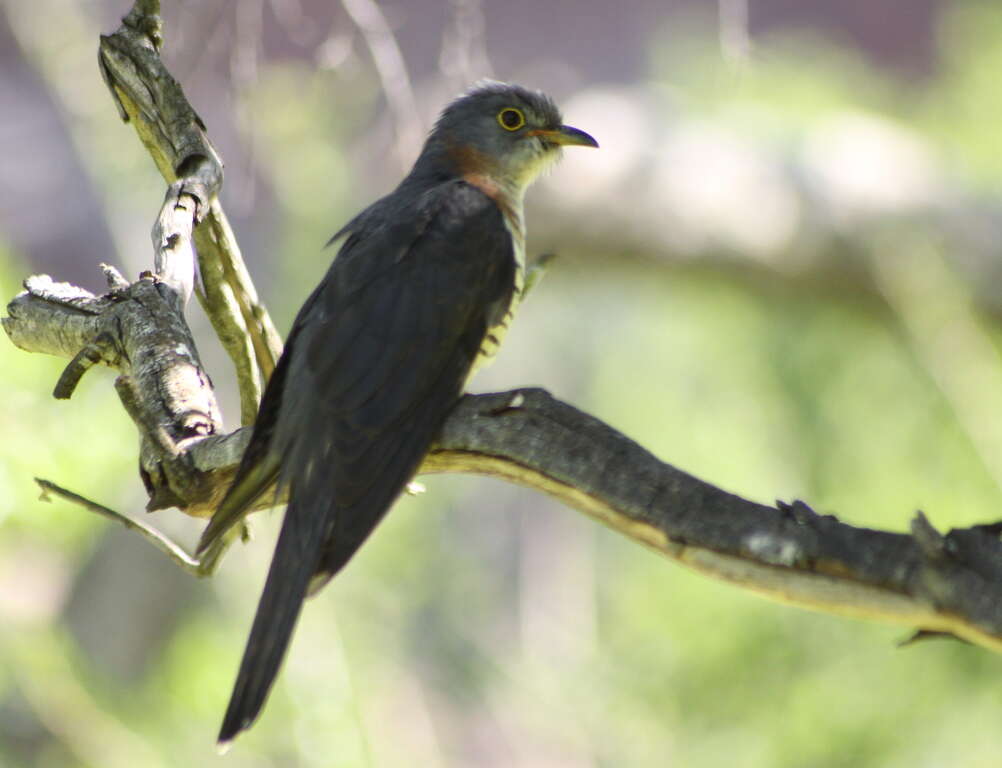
[[196, 80, 598, 747]]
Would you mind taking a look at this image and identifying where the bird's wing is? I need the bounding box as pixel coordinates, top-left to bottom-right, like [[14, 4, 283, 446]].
[[216, 180, 516, 744], [196, 287, 323, 554]]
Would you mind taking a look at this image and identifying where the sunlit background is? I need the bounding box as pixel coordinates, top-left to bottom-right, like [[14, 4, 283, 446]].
[[3, 0, 1002, 765]]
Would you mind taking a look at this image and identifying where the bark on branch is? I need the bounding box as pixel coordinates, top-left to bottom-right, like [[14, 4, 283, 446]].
[[5, 0, 1002, 657], [8, 273, 1002, 651], [98, 0, 282, 424]]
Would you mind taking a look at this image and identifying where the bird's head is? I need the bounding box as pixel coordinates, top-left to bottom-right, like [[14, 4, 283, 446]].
[[415, 81, 598, 198]]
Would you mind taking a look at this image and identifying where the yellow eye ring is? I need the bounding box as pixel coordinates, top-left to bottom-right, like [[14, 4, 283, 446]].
[[497, 107, 526, 131]]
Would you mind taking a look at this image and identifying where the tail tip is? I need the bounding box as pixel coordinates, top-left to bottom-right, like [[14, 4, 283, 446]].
[[217, 709, 255, 752], [216, 720, 245, 754]]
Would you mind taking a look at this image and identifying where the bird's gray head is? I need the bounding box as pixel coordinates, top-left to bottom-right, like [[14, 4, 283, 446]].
[[412, 81, 598, 197]]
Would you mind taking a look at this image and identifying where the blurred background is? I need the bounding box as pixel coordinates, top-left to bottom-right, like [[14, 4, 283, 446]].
[[3, 0, 1002, 765]]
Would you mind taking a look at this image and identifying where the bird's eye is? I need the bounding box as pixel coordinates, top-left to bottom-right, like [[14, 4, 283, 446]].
[[497, 108, 526, 131]]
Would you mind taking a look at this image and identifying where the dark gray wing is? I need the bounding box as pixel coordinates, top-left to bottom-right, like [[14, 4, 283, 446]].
[[197, 285, 323, 553], [215, 180, 516, 744]]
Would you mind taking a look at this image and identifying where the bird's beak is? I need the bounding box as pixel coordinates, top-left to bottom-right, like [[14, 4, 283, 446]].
[[529, 125, 599, 148]]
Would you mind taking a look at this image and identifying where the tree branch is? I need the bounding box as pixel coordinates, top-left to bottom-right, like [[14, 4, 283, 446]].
[[98, 0, 282, 424], [10, 278, 1002, 653], [5, 268, 224, 514]]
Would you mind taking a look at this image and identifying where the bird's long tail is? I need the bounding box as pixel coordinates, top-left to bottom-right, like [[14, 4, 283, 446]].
[[216, 494, 331, 747]]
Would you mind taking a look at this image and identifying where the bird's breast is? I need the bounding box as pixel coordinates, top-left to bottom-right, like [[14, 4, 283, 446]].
[[469, 206, 525, 378]]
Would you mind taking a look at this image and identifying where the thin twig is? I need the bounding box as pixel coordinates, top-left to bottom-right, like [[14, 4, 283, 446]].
[[199, 201, 283, 389], [438, 0, 494, 88], [718, 0, 752, 65], [341, 0, 422, 171], [53, 332, 119, 399], [34, 478, 205, 576], [873, 240, 1002, 497]]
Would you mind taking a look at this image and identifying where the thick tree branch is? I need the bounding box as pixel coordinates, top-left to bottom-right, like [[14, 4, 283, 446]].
[[5, 269, 223, 514], [8, 276, 1002, 653], [428, 392, 1002, 654]]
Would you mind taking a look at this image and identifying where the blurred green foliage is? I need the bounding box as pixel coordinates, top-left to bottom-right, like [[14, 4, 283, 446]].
[[653, 1, 1002, 193], [921, 1, 1002, 188], [4, 2, 1002, 767]]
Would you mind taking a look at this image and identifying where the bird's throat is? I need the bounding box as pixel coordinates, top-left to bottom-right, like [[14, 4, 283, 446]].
[[463, 171, 525, 244]]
